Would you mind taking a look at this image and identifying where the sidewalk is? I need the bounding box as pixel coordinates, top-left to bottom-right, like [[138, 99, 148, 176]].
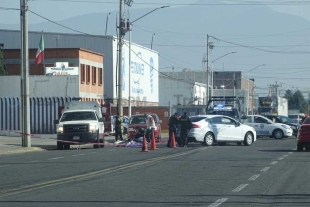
[[0, 133, 169, 156]]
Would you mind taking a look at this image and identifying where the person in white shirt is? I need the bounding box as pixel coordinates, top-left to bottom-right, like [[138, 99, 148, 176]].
[[144, 113, 155, 142]]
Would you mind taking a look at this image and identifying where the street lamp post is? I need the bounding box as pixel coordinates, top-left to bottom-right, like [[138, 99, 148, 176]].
[[211, 52, 237, 97], [128, 5, 169, 118], [221, 85, 225, 104], [247, 64, 266, 115], [105, 12, 110, 36]]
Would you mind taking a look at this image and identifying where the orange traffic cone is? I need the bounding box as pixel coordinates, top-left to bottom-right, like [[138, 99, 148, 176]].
[[171, 132, 177, 148], [141, 135, 149, 152], [150, 132, 159, 150]]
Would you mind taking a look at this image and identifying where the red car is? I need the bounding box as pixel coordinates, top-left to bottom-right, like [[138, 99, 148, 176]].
[[297, 115, 310, 151], [127, 114, 162, 142]]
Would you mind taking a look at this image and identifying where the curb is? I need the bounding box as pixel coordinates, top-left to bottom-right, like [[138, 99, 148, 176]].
[[0, 147, 45, 156]]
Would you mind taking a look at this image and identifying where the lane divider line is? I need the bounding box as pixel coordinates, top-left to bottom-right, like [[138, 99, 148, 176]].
[[23, 161, 39, 164], [232, 184, 249, 192], [270, 161, 278, 165], [278, 157, 284, 160], [249, 174, 260, 181], [283, 155, 289, 157], [48, 157, 63, 160], [261, 167, 270, 172], [288, 152, 293, 154], [0, 165, 11, 168], [72, 154, 84, 157], [0, 147, 208, 198], [207, 198, 228, 207]]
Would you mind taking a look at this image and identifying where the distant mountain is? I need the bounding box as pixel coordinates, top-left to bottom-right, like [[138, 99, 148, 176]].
[[1, 0, 310, 92]]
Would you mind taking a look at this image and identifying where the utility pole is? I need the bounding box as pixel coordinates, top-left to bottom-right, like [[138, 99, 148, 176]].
[[20, 0, 24, 144], [117, 0, 124, 116], [21, 0, 31, 147], [206, 34, 209, 101], [233, 73, 236, 107]]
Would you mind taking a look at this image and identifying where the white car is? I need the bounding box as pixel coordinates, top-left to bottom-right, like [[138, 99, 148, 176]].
[[177, 115, 256, 146], [242, 115, 293, 139]]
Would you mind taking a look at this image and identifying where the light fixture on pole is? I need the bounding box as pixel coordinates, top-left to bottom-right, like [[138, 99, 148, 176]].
[[247, 64, 266, 115], [105, 12, 111, 36], [128, 5, 169, 118], [151, 33, 155, 50]]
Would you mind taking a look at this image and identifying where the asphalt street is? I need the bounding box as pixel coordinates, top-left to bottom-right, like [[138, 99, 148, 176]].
[[0, 136, 309, 207]]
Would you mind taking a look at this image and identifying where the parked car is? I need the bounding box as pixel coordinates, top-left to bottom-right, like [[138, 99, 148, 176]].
[[176, 115, 256, 146], [127, 114, 162, 142], [297, 116, 310, 151], [111, 115, 129, 135], [261, 114, 300, 137], [242, 115, 293, 139]]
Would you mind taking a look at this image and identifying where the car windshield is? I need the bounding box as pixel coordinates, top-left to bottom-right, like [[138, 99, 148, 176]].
[[278, 116, 293, 124], [190, 116, 206, 122], [60, 111, 97, 122], [303, 118, 310, 124]]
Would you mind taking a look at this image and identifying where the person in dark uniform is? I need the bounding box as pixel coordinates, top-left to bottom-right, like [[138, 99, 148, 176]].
[[135, 126, 146, 140], [179, 112, 192, 147], [167, 113, 179, 148], [114, 113, 123, 142]]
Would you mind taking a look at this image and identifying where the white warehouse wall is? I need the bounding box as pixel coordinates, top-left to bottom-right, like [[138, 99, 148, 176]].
[[0, 76, 80, 97], [159, 76, 207, 106]]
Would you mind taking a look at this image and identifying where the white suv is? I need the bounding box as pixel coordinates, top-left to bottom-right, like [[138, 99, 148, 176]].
[[242, 115, 293, 139]]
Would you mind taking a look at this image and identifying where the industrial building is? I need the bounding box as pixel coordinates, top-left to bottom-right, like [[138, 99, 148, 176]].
[[161, 70, 255, 114], [0, 29, 159, 106]]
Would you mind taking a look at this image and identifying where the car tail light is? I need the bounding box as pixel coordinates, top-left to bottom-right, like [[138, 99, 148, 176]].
[[192, 124, 201, 128]]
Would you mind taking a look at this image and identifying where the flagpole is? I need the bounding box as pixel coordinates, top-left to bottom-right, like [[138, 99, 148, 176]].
[[42, 31, 45, 74]]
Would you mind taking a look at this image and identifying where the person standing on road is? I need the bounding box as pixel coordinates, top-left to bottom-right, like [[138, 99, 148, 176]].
[[179, 112, 192, 147], [167, 113, 179, 148], [145, 113, 155, 143], [114, 113, 123, 142]]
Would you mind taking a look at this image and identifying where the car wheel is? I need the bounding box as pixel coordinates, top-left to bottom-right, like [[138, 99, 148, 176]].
[[237, 142, 242, 146], [297, 144, 303, 151], [244, 132, 254, 146], [273, 129, 283, 139], [99, 137, 105, 148], [94, 131, 100, 149], [57, 142, 63, 150], [305, 147, 310, 151], [218, 142, 226, 146], [203, 132, 214, 146]]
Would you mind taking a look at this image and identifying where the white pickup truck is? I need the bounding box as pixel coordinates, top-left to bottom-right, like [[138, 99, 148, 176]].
[[54, 101, 105, 150]]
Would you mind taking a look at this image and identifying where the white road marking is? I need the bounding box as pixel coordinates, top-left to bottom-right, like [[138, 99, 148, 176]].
[[249, 174, 260, 181], [0, 165, 10, 168], [48, 157, 63, 160], [278, 157, 284, 160], [208, 198, 228, 207], [261, 167, 270, 172], [23, 160, 39, 164], [232, 184, 249, 192], [288, 152, 293, 154], [283, 155, 289, 157], [270, 161, 278, 165], [72, 154, 84, 157]]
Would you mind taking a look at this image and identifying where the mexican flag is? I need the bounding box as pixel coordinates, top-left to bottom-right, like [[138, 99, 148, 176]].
[[35, 33, 44, 65]]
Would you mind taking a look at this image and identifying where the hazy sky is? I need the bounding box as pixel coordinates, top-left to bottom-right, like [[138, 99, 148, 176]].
[[2, 0, 310, 24]]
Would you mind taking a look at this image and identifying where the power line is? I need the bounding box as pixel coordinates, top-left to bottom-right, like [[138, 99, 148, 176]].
[[28, 0, 310, 5]]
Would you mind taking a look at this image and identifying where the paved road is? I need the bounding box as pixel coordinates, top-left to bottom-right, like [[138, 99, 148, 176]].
[[0, 136, 309, 207]]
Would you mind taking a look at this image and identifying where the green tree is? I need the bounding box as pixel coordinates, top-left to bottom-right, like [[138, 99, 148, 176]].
[[0, 47, 8, 75], [285, 90, 308, 113]]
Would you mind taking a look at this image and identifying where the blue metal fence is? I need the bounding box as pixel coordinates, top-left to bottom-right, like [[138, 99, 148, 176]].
[[0, 97, 73, 134]]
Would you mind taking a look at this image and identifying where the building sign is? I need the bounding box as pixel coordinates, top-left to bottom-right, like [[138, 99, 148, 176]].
[[46, 62, 78, 76]]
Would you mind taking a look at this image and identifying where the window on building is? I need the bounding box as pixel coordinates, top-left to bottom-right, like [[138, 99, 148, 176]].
[[98, 68, 103, 85], [86, 65, 90, 84], [92, 67, 97, 85], [80, 64, 85, 83]]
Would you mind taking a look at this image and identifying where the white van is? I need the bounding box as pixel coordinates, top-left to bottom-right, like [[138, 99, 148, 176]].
[[54, 101, 105, 150]]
